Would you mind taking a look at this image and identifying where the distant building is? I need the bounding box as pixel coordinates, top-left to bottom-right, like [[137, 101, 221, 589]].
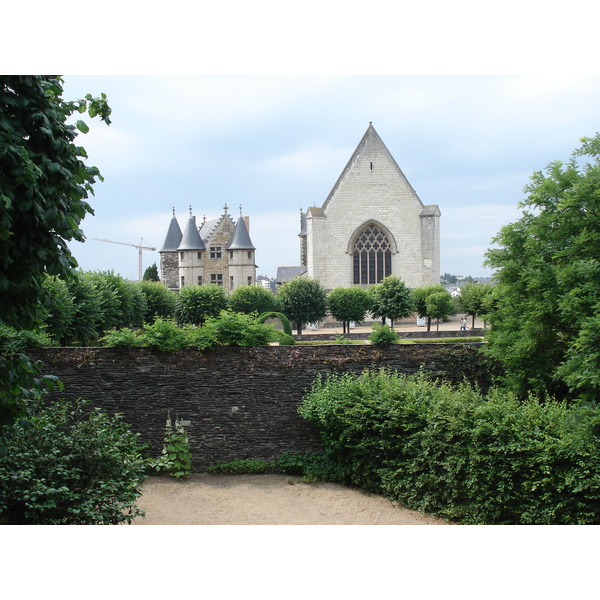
[[159, 205, 256, 293], [278, 123, 441, 290]]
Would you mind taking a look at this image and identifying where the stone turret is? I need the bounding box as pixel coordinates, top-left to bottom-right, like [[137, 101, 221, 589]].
[[226, 206, 257, 290], [159, 209, 183, 289], [177, 207, 206, 288]]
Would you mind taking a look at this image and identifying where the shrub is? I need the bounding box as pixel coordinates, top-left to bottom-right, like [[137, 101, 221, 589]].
[[201, 311, 277, 347], [176, 284, 228, 326], [137, 281, 177, 322], [150, 414, 192, 480], [368, 323, 398, 346], [100, 328, 143, 348], [298, 369, 600, 524], [257, 311, 293, 337], [0, 398, 147, 524], [140, 317, 187, 352]]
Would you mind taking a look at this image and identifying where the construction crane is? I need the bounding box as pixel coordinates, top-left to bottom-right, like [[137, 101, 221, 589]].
[[93, 238, 156, 281]]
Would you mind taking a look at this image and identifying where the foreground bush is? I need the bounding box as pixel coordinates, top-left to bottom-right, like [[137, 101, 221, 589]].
[[0, 398, 147, 524], [298, 369, 600, 524]]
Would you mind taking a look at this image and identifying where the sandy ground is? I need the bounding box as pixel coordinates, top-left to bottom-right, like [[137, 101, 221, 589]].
[[134, 473, 450, 525]]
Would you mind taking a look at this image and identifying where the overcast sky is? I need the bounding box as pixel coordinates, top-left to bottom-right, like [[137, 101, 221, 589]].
[[56, 74, 600, 281]]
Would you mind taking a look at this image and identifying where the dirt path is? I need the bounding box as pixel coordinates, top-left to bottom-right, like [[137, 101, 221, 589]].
[[134, 474, 450, 525]]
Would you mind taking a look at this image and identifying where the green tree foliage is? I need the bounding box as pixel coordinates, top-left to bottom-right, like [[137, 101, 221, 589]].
[[425, 290, 455, 331], [327, 286, 372, 334], [143, 262, 159, 282], [137, 280, 177, 322], [485, 134, 600, 401], [199, 310, 277, 347], [0, 76, 110, 435], [299, 369, 600, 524], [175, 284, 228, 326], [40, 275, 75, 345], [0, 76, 111, 330], [277, 277, 327, 335], [0, 398, 147, 524], [368, 275, 414, 328], [64, 271, 103, 346], [459, 282, 493, 328], [228, 284, 277, 315], [413, 284, 448, 332]]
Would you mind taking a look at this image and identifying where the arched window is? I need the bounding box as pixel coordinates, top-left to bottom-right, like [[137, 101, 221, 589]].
[[352, 224, 392, 285]]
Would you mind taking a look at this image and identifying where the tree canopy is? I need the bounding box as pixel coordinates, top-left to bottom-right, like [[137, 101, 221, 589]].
[[0, 75, 111, 330], [277, 277, 327, 335], [368, 276, 414, 329], [327, 286, 372, 334], [484, 133, 600, 401]]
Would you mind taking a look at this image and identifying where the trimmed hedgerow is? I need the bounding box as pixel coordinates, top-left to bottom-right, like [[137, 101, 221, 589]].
[[298, 369, 600, 524]]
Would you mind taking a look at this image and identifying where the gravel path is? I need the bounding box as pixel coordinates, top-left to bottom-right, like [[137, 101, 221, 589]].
[[134, 473, 450, 525]]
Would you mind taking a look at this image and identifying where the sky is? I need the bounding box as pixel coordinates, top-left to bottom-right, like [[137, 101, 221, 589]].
[[56, 74, 600, 282]]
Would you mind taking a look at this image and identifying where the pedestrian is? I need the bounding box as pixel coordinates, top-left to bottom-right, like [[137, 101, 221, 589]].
[[460, 316, 467, 331]]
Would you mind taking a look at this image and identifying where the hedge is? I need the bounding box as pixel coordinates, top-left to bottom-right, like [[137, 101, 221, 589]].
[[298, 369, 600, 524]]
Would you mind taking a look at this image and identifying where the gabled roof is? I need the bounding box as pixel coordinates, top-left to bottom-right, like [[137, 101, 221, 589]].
[[321, 122, 421, 211], [178, 217, 206, 251], [226, 216, 255, 250], [276, 266, 307, 284], [159, 215, 183, 253]]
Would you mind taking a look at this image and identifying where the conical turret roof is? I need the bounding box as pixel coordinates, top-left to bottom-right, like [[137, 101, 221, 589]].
[[178, 216, 206, 250], [159, 214, 183, 253], [227, 215, 255, 250]]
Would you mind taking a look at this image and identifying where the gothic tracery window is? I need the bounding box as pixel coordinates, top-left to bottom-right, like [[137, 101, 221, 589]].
[[352, 224, 392, 285]]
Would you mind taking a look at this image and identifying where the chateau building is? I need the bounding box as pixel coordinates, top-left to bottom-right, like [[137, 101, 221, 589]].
[[159, 205, 256, 293], [279, 123, 440, 290]]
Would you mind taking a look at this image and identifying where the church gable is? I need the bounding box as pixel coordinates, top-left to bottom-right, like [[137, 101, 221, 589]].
[[304, 123, 440, 290], [321, 122, 423, 216]]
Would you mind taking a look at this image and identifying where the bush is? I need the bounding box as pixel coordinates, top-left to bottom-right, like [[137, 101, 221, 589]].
[[100, 328, 143, 348], [150, 414, 192, 480], [0, 398, 147, 524], [368, 323, 398, 346], [257, 311, 293, 337], [137, 281, 177, 322], [298, 369, 600, 524], [140, 318, 187, 352]]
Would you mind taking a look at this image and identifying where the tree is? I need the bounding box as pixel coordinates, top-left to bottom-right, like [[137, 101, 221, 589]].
[[176, 284, 228, 326], [0, 76, 111, 330], [0, 76, 110, 436], [143, 263, 159, 282], [484, 133, 600, 401], [327, 286, 372, 335], [368, 276, 414, 329], [425, 290, 455, 331], [137, 280, 177, 322], [228, 284, 277, 315], [277, 277, 327, 335], [40, 275, 75, 345], [413, 284, 448, 332], [458, 282, 493, 328]]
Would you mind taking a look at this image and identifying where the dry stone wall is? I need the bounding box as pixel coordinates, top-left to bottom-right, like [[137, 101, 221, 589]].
[[29, 344, 482, 471]]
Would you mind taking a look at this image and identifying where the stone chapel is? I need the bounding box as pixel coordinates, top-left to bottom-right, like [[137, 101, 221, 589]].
[[159, 205, 256, 293], [280, 122, 441, 290]]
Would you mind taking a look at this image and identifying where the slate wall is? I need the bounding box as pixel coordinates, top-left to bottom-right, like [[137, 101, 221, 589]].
[[29, 343, 482, 471]]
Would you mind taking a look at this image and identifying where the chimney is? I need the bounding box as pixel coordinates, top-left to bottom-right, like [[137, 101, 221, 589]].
[[243, 216, 250, 233]]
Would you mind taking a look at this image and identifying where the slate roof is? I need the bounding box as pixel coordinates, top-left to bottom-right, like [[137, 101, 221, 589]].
[[276, 266, 307, 284], [178, 217, 206, 250], [227, 216, 255, 250], [159, 215, 183, 252]]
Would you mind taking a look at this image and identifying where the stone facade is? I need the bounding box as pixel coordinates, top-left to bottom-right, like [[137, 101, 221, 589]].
[[160, 206, 256, 293], [293, 123, 441, 290]]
